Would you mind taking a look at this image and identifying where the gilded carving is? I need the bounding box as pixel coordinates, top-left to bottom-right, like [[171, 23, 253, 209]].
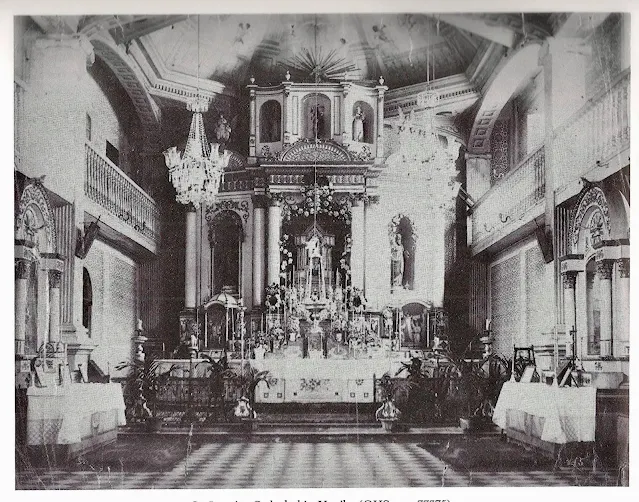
[[595, 260, 613, 280], [561, 272, 577, 289], [571, 187, 611, 250], [15, 259, 32, 280], [48, 269, 62, 289], [617, 258, 630, 278], [280, 139, 354, 163]]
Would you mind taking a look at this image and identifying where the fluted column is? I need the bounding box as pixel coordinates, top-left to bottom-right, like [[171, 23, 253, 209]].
[[350, 199, 365, 290], [48, 270, 62, 343], [267, 200, 282, 285], [252, 197, 267, 306], [596, 259, 614, 357], [15, 258, 32, 356], [184, 205, 197, 309], [562, 271, 577, 357], [616, 258, 630, 357]]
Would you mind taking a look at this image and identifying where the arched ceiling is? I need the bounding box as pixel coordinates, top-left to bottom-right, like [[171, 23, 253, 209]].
[[142, 14, 485, 89]]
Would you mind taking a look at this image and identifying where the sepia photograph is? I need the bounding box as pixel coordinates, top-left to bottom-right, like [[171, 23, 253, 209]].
[[10, 2, 631, 494]]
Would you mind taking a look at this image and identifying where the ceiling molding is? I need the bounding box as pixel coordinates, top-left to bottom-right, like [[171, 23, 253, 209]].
[[437, 15, 517, 48]]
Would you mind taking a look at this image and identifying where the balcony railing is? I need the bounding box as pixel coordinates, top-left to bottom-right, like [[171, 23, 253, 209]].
[[472, 145, 545, 245], [553, 69, 630, 188], [85, 143, 160, 242]]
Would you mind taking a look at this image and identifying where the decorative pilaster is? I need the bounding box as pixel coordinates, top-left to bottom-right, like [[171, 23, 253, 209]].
[[616, 258, 630, 357], [252, 196, 267, 306], [561, 271, 577, 357], [267, 200, 282, 285], [375, 78, 387, 161], [48, 269, 63, 344], [350, 199, 365, 290], [15, 258, 32, 356], [248, 82, 257, 158], [596, 259, 614, 357]]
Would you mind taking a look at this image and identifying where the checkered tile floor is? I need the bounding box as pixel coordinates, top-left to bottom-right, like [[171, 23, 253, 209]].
[[16, 442, 618, 489]]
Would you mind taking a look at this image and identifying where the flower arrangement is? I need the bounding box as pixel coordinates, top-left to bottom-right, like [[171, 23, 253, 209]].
[[282, 183, 352, 224], [264, 283, 285, 312], [279, 233, 294, 274]]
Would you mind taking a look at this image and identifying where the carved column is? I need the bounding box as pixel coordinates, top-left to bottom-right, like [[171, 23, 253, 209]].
[[252, 197, 267, 306], [562, 271, 577, 357], [248, 84, 257, 158], [375, 81, 387, 160], [15, 258, 32, 356], [596, 259, 614, 357], [267, 199, 282, 285], [184, 205, 197, 309], [616, 258, 630, 357], [48, 270, 63, 344], [350, 199, 365, 290]]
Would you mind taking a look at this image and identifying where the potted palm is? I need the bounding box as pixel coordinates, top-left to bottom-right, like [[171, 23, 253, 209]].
[[230, 362, 271, 430], [375, 372, 413, 432], [116, 356, 175, 432], [197, 354, 234, 424]]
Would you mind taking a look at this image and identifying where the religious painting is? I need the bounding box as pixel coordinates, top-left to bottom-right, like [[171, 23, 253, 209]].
[[210, 210, 243, 295]]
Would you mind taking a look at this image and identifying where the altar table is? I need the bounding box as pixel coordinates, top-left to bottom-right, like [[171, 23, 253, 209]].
[[27, 383, 126, 446], [492, 382, 596, 444]]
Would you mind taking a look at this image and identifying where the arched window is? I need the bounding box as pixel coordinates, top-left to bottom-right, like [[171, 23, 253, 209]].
[[585, 258, 601, 355], [259, 100, 282, 142], [83, 267, 93, 336]]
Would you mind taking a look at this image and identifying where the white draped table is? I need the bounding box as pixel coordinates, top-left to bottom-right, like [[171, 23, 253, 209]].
[[27, 383, 126, 446], [492, 382, 596, 444]]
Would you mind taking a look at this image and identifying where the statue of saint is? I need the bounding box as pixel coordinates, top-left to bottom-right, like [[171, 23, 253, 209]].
[[310, 105, 326, 139], [352, 106, 365, 142], [390, 233, 405, 288], [215, 114, 232, 143]]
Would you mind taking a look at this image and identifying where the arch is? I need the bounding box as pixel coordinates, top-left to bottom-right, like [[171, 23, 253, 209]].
[[467, 43, 542, 154], [302, 93, 331, 140], [571, 187, 611, 256], [280, 140, 353, 163], [259, 100, 282, 143], [90, 36, 161, 150], [15, 179, 57, 254]]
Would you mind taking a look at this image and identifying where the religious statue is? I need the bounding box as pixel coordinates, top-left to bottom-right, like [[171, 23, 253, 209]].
[[310, 105, 326, 139], [352, 105, 365, 142], [390, 233, 405, 288], [215, 114, 232, 144]]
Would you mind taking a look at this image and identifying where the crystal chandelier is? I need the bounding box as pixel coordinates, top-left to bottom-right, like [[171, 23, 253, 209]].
[[163, 98, 231, 207]]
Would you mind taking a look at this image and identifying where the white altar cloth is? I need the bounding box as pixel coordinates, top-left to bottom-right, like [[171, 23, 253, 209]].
[[492, 382, 596, 444], [27, 383, 126, 445]]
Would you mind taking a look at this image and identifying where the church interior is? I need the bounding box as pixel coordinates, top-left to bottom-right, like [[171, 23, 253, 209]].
[[14, 12, 630, 488]]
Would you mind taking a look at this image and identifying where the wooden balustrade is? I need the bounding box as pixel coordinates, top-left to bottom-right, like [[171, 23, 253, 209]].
[[553, 69, 629, 188], [472, 145, 545, 245], [85, 143, 160, 242]]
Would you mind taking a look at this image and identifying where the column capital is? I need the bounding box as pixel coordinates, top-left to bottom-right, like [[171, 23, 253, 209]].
[[596, 259, 614, 280], [49, 269, 63, 289], [252, 195, 269, 209], [617, 258, 630, 278], [561, 271, 577, 289], [15, 258, 32, 280], [185, 203, 198, 213]]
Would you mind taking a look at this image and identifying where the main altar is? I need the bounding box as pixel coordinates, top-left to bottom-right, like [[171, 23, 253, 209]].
[[167, 70, 461, 403]]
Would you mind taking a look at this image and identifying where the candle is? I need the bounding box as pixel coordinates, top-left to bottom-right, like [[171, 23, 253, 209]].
[[137, 319, 143, 331], [485, 318, 490, 331]]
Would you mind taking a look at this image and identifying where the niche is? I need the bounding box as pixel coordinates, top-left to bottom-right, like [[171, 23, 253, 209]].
[[259, 100, 282, 143]]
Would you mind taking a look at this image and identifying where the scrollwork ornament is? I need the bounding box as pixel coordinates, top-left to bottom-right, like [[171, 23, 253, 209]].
[[617, 258, 630, 279], [595, 260, 614, 280]]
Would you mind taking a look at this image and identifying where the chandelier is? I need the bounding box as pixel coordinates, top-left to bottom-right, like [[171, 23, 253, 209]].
[[163, 98, 231, 207]]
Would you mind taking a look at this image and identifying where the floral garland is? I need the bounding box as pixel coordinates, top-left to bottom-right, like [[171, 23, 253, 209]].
[[284, 183, 352, 224], [264, 283, 285, 312], [279, 233, 294, 275], [339, 234, 352, 279]]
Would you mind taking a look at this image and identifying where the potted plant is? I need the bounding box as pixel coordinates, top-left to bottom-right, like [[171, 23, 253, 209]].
[[375, 372, 413, 432], [116, 356, 175, 432], [229, 362, 271, 430], [197, 354, 234, 424]]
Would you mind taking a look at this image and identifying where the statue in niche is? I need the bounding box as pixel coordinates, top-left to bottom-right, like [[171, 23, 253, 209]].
[[390, 233, 406, 288], [310, 105, 326, 139], [352, 106, 365, 142], [260, 101, 281, 142]]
